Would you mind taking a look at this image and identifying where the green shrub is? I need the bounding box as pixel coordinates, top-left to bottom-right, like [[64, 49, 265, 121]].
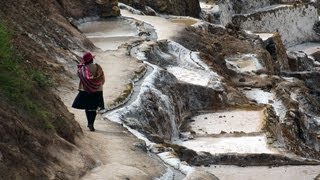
[[0, 24, 11, 59], [32, 71, 53, 88], [0, 23, 54, 130]]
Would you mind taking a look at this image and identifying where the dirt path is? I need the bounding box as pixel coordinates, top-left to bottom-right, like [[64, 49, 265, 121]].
[[58, 49, 167, 179]]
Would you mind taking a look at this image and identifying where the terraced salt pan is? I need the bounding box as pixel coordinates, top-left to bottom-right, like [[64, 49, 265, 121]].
[[176, 109, 278, 154], [121, 9, 199, 40], [78, 20, 138, 50], [133, 40, 224, 90], [287, 42, 320, 55], [201, 165, 320, 180], [166, 66, 221, 89], [225, 54, 263, 73], [166, 67, 212, 87], [190, 110, 263, 135], [242, 88, 286, 121], [178, 135, 276, 154]]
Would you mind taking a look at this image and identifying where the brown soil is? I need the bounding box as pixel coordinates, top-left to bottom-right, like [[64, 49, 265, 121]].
[[0, 88, 89, 179]]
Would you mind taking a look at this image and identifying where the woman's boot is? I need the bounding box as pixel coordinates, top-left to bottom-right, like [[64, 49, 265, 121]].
[[85, 110, 97, 131]]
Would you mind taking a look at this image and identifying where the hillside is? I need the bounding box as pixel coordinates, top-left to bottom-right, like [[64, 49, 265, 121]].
[[0, 0, 118, 179]]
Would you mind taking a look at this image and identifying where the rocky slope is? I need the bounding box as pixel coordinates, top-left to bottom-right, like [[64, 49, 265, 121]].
[[0, 0, 119, 179]]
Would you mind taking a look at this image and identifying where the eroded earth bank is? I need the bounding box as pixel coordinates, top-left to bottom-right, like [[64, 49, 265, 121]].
[[1, 0, 320, 179]]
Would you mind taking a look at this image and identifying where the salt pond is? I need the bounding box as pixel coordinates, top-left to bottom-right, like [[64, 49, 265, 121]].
[[78, 19, 138, 50]]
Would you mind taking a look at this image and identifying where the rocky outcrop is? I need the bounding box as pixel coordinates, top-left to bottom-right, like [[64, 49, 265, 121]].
[[219, 0, 271, 25], [58, 0, 120, 18], [114, 68, 225, 141], [263, 33, 290, 73], [120, 0, 146, 10], [174, 24, 276, 77], [287, 51, 315, 71], [272, 81, 320, 159], [96, 0, 120, 17], [120, 0, 201, 17]]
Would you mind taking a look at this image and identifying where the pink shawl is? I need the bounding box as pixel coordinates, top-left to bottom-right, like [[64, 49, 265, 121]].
[[77, 63, 104, 93]]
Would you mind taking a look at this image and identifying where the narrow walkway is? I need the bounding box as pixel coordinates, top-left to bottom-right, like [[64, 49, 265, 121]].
[[58, 49, 167, 179]]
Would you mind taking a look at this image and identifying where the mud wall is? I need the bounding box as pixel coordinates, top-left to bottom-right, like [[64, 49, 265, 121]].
[[232, 4, 319, 47], [219, 0, 271, 25]]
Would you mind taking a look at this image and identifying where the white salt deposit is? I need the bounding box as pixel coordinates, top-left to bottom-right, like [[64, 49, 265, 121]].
[[242, 88, 287, 121], [255, 33, 274, 41], [106, 67, 179, 139], [166, 67, 213, 87], [202, 165, 320, 180], [200, 2, 214, 9], [190, 110, 263, 135], [165, 41, 224, 90], [177, 135, 276, 154], [167, 41, 206, 70], [157, 152, 193, 175]]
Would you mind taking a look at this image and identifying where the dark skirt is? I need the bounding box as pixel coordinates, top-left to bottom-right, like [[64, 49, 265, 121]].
[[72, 91, 104, 110]]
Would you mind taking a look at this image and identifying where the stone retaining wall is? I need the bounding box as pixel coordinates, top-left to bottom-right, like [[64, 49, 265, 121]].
[[219, 0, 271, 25], [232, 4, 319, 47]]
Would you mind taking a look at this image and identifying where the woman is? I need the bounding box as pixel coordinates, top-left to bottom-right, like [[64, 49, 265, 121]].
[[72, 52, 105, 131]]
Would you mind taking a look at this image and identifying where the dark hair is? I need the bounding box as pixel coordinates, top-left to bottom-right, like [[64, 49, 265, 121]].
[[84, 59, 93, 65]]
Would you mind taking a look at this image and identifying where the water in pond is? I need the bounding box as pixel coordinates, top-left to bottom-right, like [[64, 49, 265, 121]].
[[225, 54, 263, 73], [78, 20, 139, 51], [121, 9, 199, 40]]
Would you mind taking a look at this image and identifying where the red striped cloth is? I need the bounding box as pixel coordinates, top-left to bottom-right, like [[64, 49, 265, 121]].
[[77, 63, 104, 93]]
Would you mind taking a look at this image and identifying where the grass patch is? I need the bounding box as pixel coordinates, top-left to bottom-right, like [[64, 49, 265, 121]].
[[0, 22, 54, 130], [32, 71, 54, 88], [0, 24, 11, 60]]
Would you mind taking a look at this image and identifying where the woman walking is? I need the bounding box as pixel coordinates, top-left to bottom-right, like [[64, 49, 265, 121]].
[[72, 52, 105, 131]]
